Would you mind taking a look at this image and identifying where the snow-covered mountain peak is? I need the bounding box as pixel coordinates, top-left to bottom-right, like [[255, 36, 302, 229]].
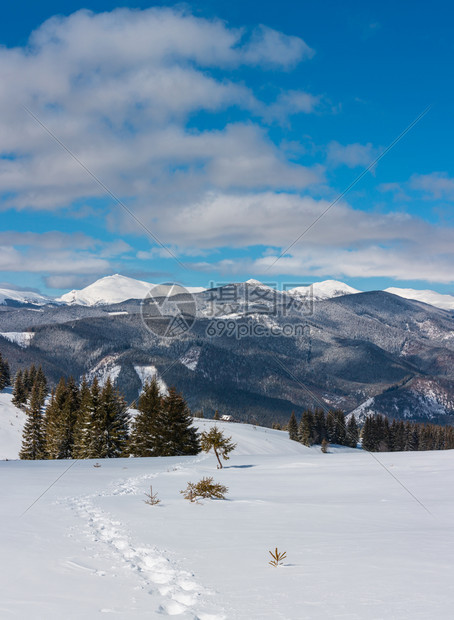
[[56, 274, 154, 306], [3, 274, 454, 311], [0, 287, 52, 306], [243, 279, 278, 292], [289, 280, 361, 300], [384, 287, 454, 311]]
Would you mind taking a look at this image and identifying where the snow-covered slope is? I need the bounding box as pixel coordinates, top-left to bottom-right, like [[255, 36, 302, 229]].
[[0, 286, 51, 306], [0, 389, 26, 459], [0, 332, 35, 348], [134, 365, 168, 395], [1, 418, 453, 619], [289, 279, 361, 300], [56, 274, 154, 306], [385, 287, 454, 311]]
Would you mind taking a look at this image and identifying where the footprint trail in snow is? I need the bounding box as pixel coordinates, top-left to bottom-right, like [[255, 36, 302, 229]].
[[66, 458, 226, 619]]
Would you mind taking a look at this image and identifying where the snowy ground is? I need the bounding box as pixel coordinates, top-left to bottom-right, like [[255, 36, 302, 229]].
[[0, 388, 26, 459], [1, 409, 454, 618]]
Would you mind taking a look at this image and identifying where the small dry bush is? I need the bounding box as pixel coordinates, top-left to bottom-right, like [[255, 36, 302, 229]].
[[181, 477, 228, 502]]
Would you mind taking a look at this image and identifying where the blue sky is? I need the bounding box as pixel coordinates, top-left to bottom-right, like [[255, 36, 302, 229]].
[[1, 0, 454, 295]]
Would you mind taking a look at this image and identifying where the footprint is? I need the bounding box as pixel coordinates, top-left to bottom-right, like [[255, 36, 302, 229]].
[[173, 591, 198, 606], [158, 600, 187, 615], [177, 579, 199, 592]]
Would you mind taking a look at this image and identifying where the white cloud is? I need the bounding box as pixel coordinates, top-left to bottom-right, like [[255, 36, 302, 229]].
[[241, 24, 315, 68], [263, 90, 323, 123], [2, 8, 449, 286], [0, 8, 317, 215], [327, 141, 378, 168], [0, 244, 110, 274], [409, 172, 454, 200], [44, 274, 100, 290], [0, 231, 132, 276], [166, 190, 454, 283], [380, 172, 454, 204]]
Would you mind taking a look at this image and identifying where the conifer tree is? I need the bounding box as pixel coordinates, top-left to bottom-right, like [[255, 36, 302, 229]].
[[333, 410, 347, 445], [0, 352, 10, 390], [19, 382, 45, 460], [44, 377, 70, 459], [299, 410, 315, 446], [346, 414, 359, 448], [88, 378, 129, 458], [26, 364, 37, 395], [313, 408, 327, 444], [288, 411, 298, 441], [72, 376, 92, 458], [326, 410, 335, 443], [200, 425, 236, 468], [128, 378, 163, 457], [150, 387, 200, 456], [35, 366, 48, 395], [361, 416, 374, 451], [43, 376, 79, 459], [22, 368, 30, 397], [78, 377, 103, 458], [12, 370, 27, 408]]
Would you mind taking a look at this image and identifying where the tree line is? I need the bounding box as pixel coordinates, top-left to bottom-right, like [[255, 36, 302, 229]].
[[287, 408, 359, 448], [361, 414, 454, 452], [13, 365, 200, 460], [7, 360, 454, 458], [286, 406, 454, 453]]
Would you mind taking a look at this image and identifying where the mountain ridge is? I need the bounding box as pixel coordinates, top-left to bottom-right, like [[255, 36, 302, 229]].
[[2, 274, 454, 311]]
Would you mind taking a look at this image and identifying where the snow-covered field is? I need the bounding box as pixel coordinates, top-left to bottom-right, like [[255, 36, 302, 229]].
[[1, 406, 454, 618]]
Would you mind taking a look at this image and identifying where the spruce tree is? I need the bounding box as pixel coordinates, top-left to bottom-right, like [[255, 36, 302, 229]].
[[151, 387, 200, 456], [346, 414, 359, 448], [128, 378, 163, 457], [95, 377, 129, 459], [80, 377, 103, 458], [22, 368, 30, 399], [26, 364, 37, 396], [44, 377, 79, 459], [80, 378, 129, 459], [72, 376, 92, 458], [361, 416, 374, 451], [19, 382, 45, 460], [299, 410, 315, 446], [333, 410, 347, 446], [12, 370, 27, 408], [0, 352, 10, 390], [44, 378, 69, 459], [326, 410, 335, 443], [313, 408, 327, 444], [288, 411, 298, 441], [200, 426, 236, 468], [35, 366, 48, 395]]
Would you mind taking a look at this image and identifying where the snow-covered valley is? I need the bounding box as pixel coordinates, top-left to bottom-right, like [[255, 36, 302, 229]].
[[1, 406, 454, 619]]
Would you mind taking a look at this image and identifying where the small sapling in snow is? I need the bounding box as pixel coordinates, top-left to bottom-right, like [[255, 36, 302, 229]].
[[144, 485, 161, 505], [269, 548, 287, 567]]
